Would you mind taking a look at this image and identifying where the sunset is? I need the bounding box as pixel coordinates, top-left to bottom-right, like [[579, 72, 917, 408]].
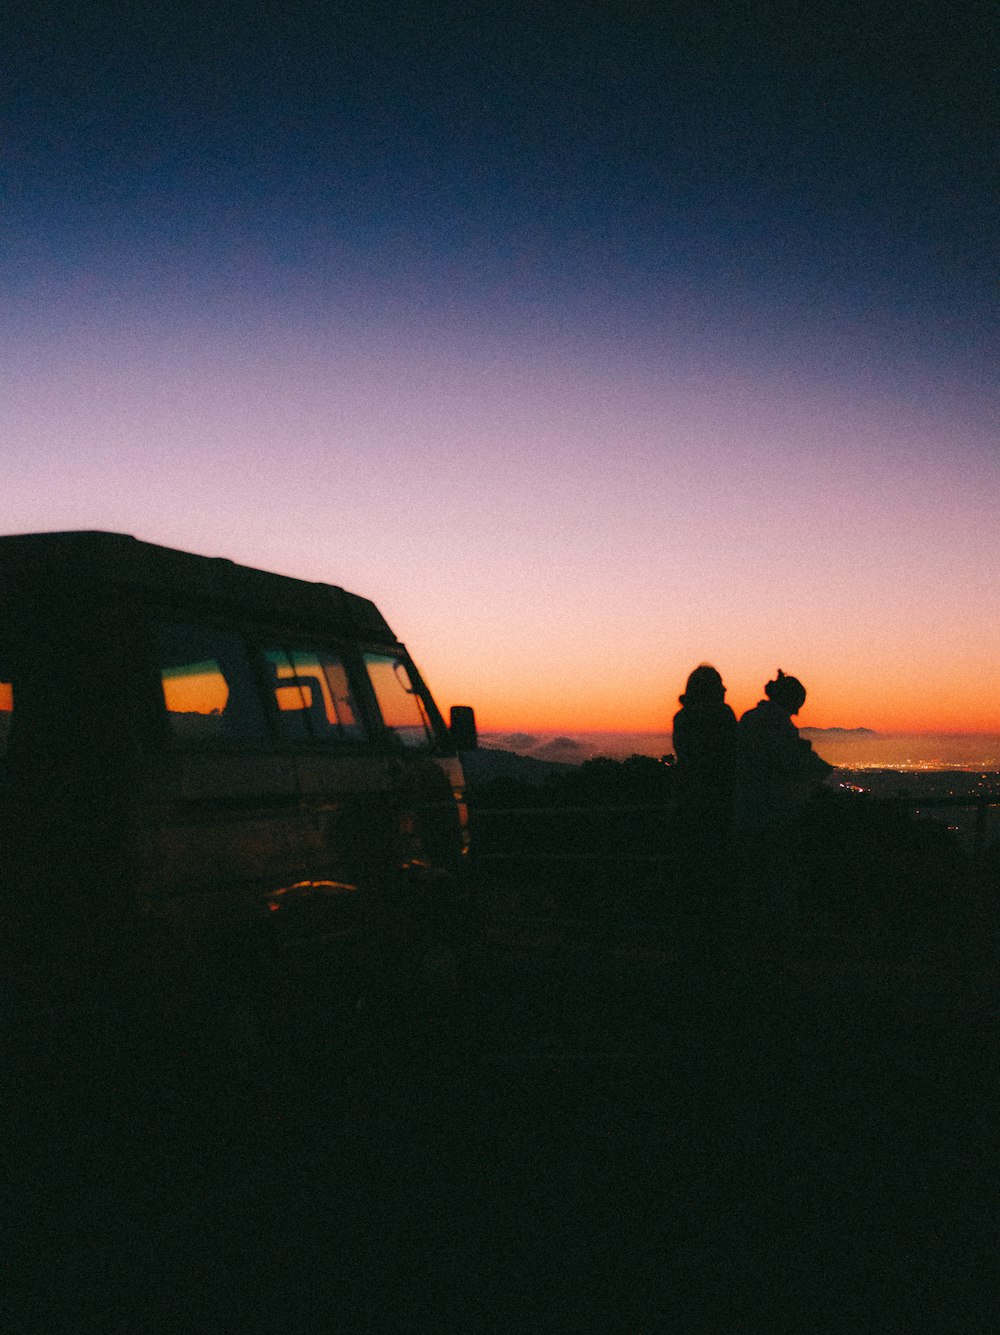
[[4, 5, 995, 746], [6, 287, 996, 740], [4, 3, 996, 1329]]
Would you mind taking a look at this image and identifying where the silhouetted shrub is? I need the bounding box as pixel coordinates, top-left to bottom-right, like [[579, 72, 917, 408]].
[[545, 754, 676, 808]]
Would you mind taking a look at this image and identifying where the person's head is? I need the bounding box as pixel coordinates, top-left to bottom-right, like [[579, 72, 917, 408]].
[[679, 664, 726, 707], [765, 669, 806, 715]]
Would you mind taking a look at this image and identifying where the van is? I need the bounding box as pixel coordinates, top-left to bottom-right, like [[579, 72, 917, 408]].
[[0, 532, 479, 1065]]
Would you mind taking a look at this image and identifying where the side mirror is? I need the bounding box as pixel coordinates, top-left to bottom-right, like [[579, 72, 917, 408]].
[[449, 705, 478, 751]]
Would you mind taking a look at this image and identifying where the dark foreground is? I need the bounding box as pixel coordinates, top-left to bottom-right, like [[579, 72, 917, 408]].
[[7, 899, 998, 1335]]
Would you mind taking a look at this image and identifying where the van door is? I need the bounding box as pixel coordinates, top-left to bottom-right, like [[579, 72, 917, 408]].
[[261, 643, 393, 944], [359, 650, 466, 884], [134, 621, 302, 930]]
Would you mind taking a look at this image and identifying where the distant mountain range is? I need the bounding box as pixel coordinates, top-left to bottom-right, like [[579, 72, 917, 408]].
[[800, 727, 878, 736], [459, 746, 578, 786]]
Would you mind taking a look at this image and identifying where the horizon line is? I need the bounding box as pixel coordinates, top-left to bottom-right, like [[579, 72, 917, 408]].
[[480, 727, 1000, 739]]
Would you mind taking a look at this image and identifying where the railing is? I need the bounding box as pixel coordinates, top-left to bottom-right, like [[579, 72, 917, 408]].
[[465, 795, 1000, 976], [878, 794, 1000, 861], [467, 794, 1000, 922], [470, 796, 1000, 855], [471, 805, 675, 864]]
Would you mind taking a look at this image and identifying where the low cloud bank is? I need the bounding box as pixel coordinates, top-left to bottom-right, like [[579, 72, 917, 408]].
[[534, 737, 587, 761]]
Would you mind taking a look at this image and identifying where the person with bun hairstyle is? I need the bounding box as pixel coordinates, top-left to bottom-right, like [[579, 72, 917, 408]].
[[736, 669, 833, 836]]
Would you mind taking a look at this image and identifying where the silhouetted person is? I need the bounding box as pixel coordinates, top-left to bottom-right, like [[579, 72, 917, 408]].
[[671, 665, 739, 955], [736, 669, 833, 838], [672, 664, 738, 832], [734, 671, 834, 951]]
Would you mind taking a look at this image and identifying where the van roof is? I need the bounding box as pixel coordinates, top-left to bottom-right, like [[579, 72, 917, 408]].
[[0, 531, 399, 642]]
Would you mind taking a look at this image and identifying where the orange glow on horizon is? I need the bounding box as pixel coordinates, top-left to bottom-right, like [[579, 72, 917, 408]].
[[437, 674, 1000, 738], [469, 716, 1000, 738], [467, 699, 1000, 737], [471, 709, 1000, 738], [416, 611, 1000, 739]]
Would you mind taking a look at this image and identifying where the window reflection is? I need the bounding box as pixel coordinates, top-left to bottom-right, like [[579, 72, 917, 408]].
[[363, 652, 433, 749], [156, 626, 267, 745], [0, 653, 12, 756], [265, 647, 366, 743], [161, 660, 229, 715]]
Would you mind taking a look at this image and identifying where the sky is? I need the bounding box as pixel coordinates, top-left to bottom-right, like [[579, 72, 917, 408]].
[[3, 1, 997, 734]]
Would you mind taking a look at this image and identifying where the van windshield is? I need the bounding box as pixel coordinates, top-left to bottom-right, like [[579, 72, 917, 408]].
[[363, 652, 435, 749]]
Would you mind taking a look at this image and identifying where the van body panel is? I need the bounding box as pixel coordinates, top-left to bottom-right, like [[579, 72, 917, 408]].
[[132, 752, 304, 904]]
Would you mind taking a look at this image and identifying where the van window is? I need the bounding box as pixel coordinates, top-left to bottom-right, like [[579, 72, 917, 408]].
[[363, 652, 434, 749], [0, 653, 12, 756], [265, 647, 366, 743], [156, 625, 268, 746]]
